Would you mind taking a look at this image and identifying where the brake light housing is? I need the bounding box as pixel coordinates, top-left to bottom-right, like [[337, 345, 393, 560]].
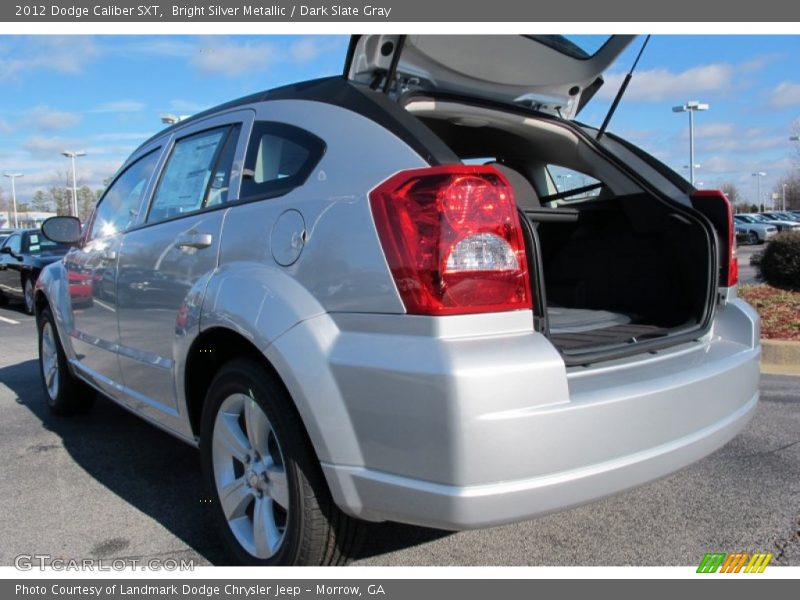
[[369, 165, 532, 315], [691, 189, 738, 287]]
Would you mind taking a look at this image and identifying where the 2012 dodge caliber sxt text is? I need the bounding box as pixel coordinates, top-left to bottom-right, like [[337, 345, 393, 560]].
[[34, 35, 760, 566]]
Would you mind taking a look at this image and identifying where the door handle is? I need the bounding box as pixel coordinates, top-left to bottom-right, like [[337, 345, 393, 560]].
[[175, 233, 213, 250], [100, 249, 117, 263]]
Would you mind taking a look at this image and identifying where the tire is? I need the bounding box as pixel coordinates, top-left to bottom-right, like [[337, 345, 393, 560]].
[[200, 358, 362, 566], [747, 231, 758, 246], [23, 276, 35, 315], [37, 306, 95, 415]]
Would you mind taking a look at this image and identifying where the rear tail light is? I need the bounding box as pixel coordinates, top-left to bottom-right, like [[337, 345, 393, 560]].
[[369, 165, 532, 315], [691, 190, 738, 287]]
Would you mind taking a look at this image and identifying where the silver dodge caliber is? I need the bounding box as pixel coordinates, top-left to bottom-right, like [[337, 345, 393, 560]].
[[35, 35, 760, 566]]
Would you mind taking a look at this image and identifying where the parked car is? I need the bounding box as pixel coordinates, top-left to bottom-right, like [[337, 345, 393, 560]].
[[761, 211, 800, 223], [733, 215, 778, 244], [67, 266, 94, 307], [0, 229, 72, 314], [735, 226, 751, 245], [741, 212, 800, 233], [0, 227, 15, 246], [34, 35, 760, 566]]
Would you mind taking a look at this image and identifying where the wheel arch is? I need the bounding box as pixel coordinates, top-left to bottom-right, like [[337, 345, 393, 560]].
[[183, 327, 324, 467]]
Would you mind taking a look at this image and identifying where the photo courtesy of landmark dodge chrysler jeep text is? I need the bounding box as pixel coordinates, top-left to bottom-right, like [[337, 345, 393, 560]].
[[35, 35, 760, 566]]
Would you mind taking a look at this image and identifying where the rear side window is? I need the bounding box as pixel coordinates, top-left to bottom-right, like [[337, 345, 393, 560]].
[[25, 232, 69, 255], [147, 126, 240, 224], [90, 150, 160, 240], [544, 165, 602, 204], [240, 122, 325, 201]]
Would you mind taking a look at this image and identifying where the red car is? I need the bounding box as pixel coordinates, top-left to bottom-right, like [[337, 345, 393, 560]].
[[67, 268, 93, 307]]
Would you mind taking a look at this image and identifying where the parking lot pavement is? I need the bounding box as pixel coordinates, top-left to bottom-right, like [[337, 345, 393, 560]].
[[737, 244, 762, 286], [0, 302, 797, 567]]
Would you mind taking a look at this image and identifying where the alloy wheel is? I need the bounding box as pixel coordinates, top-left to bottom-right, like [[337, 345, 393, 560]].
[[40, 320, 60, 401], [211, 393, 289, 559]]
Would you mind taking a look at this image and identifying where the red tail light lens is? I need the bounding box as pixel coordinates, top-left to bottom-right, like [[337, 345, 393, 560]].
[[369, 165, 532, 315], [691, 190, 738, 287]]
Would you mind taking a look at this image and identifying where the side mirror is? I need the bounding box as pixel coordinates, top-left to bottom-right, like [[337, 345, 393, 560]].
[[41, 216, 82, 245], [0, 246, 12, 255]]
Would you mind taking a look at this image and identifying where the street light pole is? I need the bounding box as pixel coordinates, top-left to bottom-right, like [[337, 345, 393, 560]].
[[61, 150, 86, 218], [783, 183, 788, 212], [673, 101, 710, 185], [3, 172, 22, 228], [752, 172, 766, 211]]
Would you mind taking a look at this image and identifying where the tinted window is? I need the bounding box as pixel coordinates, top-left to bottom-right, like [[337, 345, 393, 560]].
[[148, 126, 239, 223], [240, 122, 325, 200], [90, 150, 160, 240]]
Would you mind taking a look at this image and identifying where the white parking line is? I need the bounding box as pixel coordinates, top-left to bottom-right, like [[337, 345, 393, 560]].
[[94, 299, 116, 313], [0, 315, 20, 325]]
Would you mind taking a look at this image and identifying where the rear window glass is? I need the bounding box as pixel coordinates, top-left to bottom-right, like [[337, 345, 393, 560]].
[[240, 122, 325, 201]]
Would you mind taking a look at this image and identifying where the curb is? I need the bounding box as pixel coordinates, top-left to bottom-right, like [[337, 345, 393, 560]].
[[760, 339, 800, 376]]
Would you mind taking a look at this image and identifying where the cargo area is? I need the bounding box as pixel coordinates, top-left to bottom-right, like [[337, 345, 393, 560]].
[[406, 98, 715, 362]]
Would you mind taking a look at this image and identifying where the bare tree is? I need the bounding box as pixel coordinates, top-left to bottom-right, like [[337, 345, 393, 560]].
[[775, 171, 800, 211], [719, 182, 742, 205], [792, 119, 800, 166], [43, 170, 74, 216], [31, 190, 54, 212]]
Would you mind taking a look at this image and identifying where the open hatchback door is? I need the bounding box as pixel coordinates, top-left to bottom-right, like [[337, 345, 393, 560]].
[[344, 35, 635, 119], [346, 34, 727, 365]]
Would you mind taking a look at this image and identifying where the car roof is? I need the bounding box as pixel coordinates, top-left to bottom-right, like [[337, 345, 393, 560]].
[[139, 76, 347, 148], [133, 76, 456, 170]]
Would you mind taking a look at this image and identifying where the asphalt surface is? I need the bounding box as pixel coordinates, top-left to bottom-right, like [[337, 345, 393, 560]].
[[0, 301, 797, 567], [737, 244, 762, 286]]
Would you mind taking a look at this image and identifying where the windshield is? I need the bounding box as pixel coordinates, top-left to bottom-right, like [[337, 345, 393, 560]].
[[525, 35, 613, 60], [735, 215, 756, 223], [750, 215, 771, 223]]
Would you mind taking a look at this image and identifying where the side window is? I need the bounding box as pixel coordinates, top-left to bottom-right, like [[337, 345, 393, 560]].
[[24, 232, 38, 254], [26, 232, 69, 255], [147, 126, 239, 224], [545, 165, 602, 204], [90, 150, 160, 240], [240, 122, 325, 200], [4, 234, 21, 255]]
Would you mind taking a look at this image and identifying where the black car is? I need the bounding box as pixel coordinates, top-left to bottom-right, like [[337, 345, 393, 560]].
[[0, 228, 14, 246], [0, 229, 71, 314]]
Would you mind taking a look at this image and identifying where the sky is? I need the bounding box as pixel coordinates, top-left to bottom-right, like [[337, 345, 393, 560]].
[[0, 34, 798, 208]]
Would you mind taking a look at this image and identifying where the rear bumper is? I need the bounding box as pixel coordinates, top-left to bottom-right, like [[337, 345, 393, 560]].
[[323, 389, 756, 529], [268, 299, 760, 530]]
